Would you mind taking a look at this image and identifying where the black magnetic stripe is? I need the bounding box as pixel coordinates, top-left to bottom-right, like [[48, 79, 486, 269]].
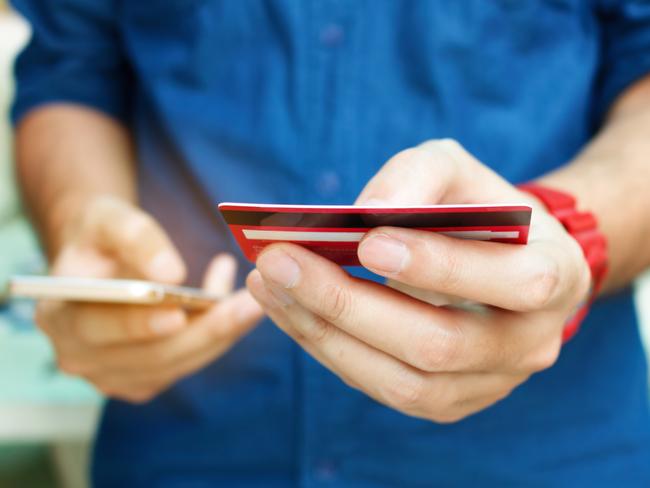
[[220, 210, 531, 228]]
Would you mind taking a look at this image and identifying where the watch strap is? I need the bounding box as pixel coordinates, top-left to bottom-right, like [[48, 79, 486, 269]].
[[517, 183, 608, 341]]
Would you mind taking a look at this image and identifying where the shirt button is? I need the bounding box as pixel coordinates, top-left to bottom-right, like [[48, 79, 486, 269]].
[[319, 23, 345, 47], [314, 459, 338, 481], [316, 170, 341, 197]]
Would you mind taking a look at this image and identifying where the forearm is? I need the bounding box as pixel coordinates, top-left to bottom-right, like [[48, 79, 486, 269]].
[[15, 104, 136, 258], [539, 76, 650, 292]]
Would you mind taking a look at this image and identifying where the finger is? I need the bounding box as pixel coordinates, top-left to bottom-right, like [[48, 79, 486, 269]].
[[86, 334, 219, 404], [247, 269, 364, 388], [65, 289, 264, 376], [83, 197, 186, 283], [355, 139, 520, 206], [358, 226, 571, 312], [69, 303, 187, 345], [202, 253, 238, 296], [274, 306, 524, 422], [248, 280, 523, 422], [43, 256, 239, 347], [92, 284, 265, 399], [37, 298, 187, 345], [255, 243, 562, 374], [248, 273, 427, 411]]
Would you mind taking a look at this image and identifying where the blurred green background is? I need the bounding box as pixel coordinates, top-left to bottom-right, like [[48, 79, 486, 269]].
[[0, 1, 649, 487], [1, 3, 101, 488]]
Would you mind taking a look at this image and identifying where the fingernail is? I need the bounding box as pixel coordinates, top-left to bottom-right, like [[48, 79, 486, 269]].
[[358, 233, 409, 274], [148, 251, 185, 283], [150, 310, 185, 335], [256, 249, 301, 289]]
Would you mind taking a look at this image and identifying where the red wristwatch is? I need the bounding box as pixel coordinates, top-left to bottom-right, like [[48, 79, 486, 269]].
[[517, 183, 608, 342]]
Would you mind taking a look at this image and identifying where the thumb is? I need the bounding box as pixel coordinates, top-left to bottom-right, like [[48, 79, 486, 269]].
[[355, 139, 518, 206], [81, 197, 186, 283], [202, 253, 238, 296], [197, 254, 263, 337]]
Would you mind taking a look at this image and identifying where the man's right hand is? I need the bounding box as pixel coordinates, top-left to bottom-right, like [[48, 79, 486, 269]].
[[36, 196, 263, 403]]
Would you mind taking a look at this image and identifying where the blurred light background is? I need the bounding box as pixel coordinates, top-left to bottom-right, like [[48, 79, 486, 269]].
[[0, 1, 648, 487]]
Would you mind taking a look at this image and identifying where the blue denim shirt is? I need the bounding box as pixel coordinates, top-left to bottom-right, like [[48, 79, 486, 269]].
[[12, 1, 650, 486]]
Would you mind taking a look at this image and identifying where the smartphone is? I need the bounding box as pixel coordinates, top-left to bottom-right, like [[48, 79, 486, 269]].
[[4, 275, 220, 311]]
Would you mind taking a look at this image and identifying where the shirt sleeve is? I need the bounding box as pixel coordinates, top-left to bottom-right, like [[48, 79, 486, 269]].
[[10, 0, 131, 126], [593, 0, 650, 123]]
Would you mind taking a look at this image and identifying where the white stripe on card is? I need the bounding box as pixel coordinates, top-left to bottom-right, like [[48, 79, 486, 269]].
[[242, 229, 519, 242]]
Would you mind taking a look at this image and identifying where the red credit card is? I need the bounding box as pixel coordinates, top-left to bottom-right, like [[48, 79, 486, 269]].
[[219, 202, 532, 266]]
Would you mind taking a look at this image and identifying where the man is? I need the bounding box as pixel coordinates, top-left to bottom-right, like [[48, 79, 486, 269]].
[[11, 0, 650, 485]]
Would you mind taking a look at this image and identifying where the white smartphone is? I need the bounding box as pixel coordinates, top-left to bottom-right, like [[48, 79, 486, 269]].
[[4, 275, 221, 311]]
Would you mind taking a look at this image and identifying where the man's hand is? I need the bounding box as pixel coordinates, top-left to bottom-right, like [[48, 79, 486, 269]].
[[247, 139, 591, 422], [37, 196, 263, 403]]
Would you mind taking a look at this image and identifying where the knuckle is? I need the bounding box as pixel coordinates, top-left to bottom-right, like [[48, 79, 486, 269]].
[[410, 321, 464, 372], [429, 410, 468, 424], [83, 196, 122, 232], [523, 255, 561, 310], [498, 383, 520, 402], [83, 196, 110, 223], [411, 332, 445, 372], [573, 260, 592, 304], [436, 138, 464, 154], [380, 367, 427, 411], [320, 283, 354, 324], [525, 341, 561, 372], [429, 241, 464, 293], [389, 147, 422, 168], [421, 138, 467, 165], [139, 346, 169, 371], [122, 212, 156, 246], [301, 314, 334, 345], [422, 380, 460, 421], [87, 194, 117, 215]]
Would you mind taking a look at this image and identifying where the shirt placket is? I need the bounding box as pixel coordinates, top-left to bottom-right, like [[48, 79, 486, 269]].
[[297, 1, 361, 486]]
